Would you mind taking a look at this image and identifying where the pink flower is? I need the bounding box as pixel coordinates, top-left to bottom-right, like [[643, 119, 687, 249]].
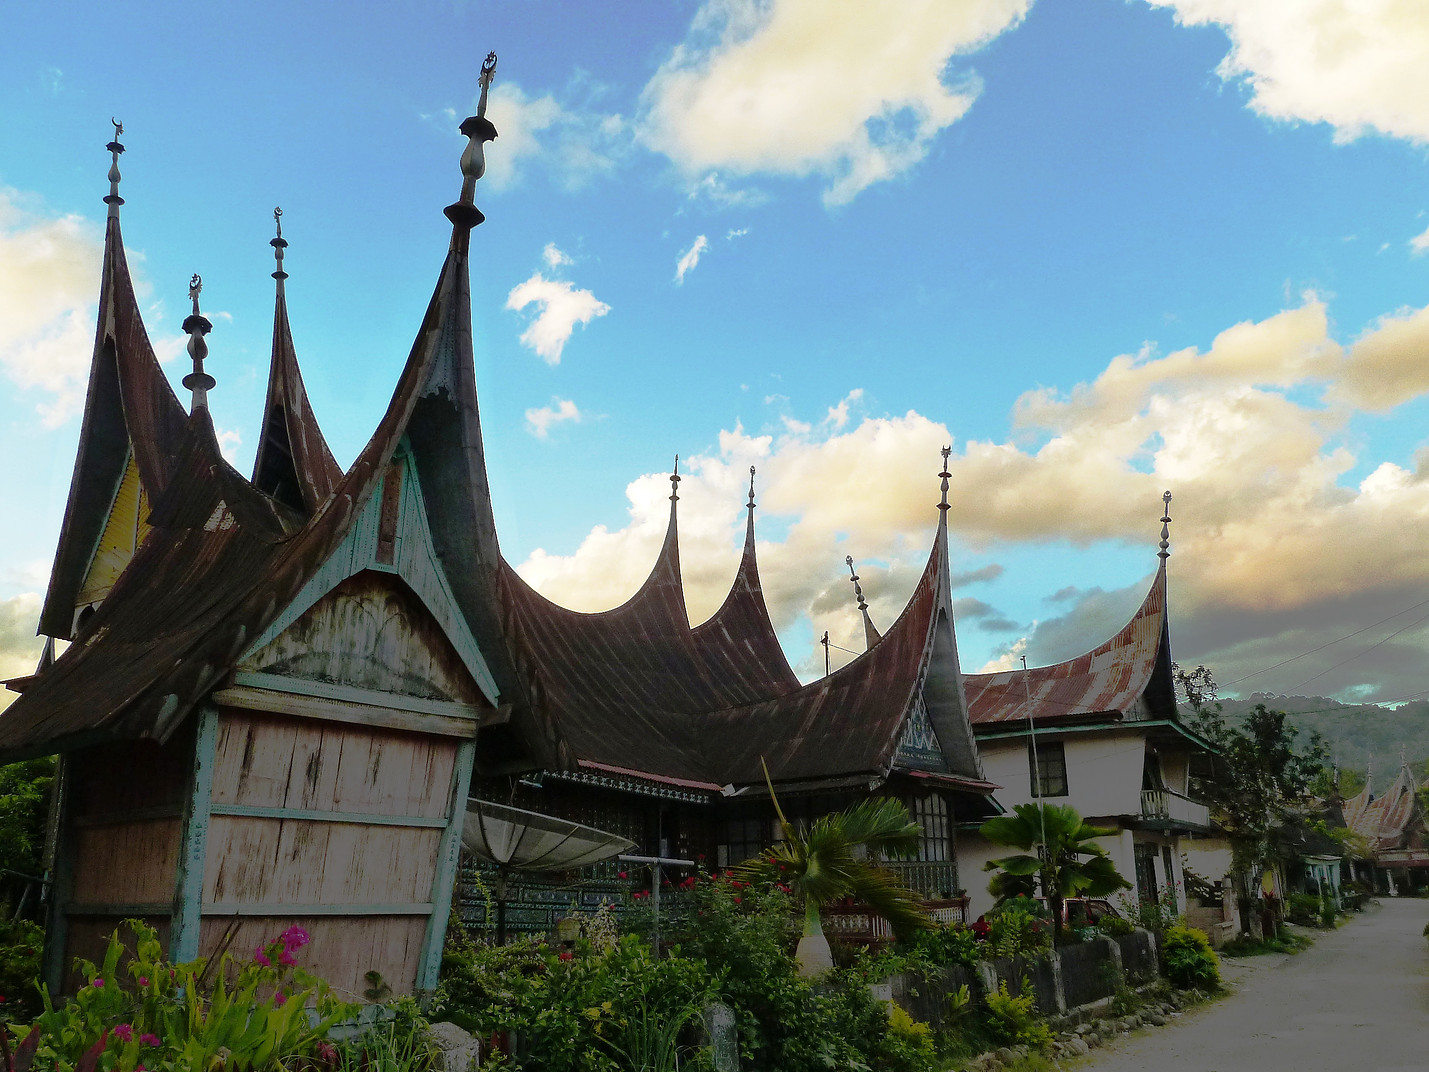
[[278, 950, 297, 967], [254, 947, 273, 967], [113, 1024, 134, 1043], [91, 978, 105, 989], [279, 925, 311, 951], [140, 1035, 160, 1047], [138, 976, 149, 987], [617, 871, 628, 880]]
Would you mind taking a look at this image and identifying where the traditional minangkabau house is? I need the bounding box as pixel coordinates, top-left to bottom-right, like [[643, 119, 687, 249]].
[[1341, 758, 1429, 894], [481, 451, 1001, 934], [0, 64, 1004, 986], [949, 496, 1216, 920]]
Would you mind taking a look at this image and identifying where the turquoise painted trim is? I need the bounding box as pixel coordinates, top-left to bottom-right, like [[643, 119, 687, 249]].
[[209, 803, 449, 828], [41, 755, 74, 993], [240, 447, 499, 704], [171, 706, 219, 962], [417, 737, 475, 992], [230, 671, 482, 720], [202, 903, 434, 916]]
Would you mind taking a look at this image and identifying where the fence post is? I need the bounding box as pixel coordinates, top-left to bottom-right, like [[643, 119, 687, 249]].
[[1047, 950, 1069, 1015], [976, 959, 999, 1002]]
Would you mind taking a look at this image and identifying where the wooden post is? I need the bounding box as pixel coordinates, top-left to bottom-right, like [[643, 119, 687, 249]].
[[416, 736, 475, 993], [40, 755, 74, 994], [171, 705, 219, 962]]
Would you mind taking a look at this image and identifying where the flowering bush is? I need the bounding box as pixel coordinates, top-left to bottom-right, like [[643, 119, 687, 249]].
[[6, 920, 353, 1072]]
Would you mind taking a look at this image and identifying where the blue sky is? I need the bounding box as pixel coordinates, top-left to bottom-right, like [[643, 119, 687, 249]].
[[4, 0, 1429, 704]]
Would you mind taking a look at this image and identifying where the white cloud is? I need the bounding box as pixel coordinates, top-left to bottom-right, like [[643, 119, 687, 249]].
[[1150, 0, 1429, 144], [0, 592, 44, 710], [216, 428, 242, 463], [543, 243, 574, 269], [824, 388, 864, 429], [505, 272, 611, 364], [639, 0, 1031, 205], [513, 292, 1429, 700], [726, 227, 750, 240], [0, 190, 103, 425], [1411, 223, 1429, 255], [478, 82, 629, 192], [675, 234, 709, 284], [525, 397, 583, 439]]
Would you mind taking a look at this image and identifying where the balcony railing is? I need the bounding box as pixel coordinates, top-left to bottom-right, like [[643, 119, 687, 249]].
[[1141, 789, 1211, 829], [882, 860, 961, 900]]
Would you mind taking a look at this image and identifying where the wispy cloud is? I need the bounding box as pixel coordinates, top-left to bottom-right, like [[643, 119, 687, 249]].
[[526, 397, 583, 439], [824, 388, 864, 429], [543, 243, 574, 269], [506, 268, 611, 365], [675, 234, 709, 284], [1411, 223, 1429, 255]]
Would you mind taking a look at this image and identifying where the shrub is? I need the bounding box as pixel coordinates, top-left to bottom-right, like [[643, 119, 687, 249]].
[[885, 1005, 936, 1070], [1100, 914, 1134, 937], [1162, 925, 1220, 991], [1285, 892, 1321, 926], [0, 916, 44, 1022], [983, 980, 1052, 1050], [901, 923, 980, 970], [986, 899, 1050, 958]]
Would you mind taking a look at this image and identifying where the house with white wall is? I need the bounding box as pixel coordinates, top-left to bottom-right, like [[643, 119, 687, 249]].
[[956, 505, 1216, 920]]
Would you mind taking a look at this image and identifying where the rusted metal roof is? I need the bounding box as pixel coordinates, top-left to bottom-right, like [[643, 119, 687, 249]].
[[964, 565, 1175, 727], [250, 262, 343, 514], [1344, 764, 1423, 850], [690, 502, 800, 703], [38, 213, 192, 638]]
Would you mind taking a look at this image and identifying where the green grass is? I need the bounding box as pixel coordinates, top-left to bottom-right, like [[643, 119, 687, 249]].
[[1220, 931, 1313, 957]]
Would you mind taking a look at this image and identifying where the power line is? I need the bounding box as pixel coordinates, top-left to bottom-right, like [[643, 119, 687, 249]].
[[1279, 608, 1429, 695]]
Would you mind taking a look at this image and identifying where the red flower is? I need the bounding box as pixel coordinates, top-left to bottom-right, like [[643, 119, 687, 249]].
[[91, 978, 105, 989], [558, 950, 574, 961], [618, 871, 628, 880], [138, 976, 149, 987], [113, 1025, 134, 1043], [140, 1035, 160, 1047]]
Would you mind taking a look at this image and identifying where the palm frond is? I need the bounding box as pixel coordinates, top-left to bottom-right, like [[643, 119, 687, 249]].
[[845, 862, 933, 938]]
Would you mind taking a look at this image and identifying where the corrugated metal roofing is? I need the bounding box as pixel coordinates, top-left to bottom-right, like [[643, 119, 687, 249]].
[[963, 566, 1171, 726]]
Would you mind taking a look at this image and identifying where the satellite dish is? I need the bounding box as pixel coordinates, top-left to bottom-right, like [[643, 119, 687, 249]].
[[461, 799, 636, 943], [462, 798, 636, 871]]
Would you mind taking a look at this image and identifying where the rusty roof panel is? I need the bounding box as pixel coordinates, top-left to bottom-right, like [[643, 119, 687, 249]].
[[964, 567, 1168, 726]]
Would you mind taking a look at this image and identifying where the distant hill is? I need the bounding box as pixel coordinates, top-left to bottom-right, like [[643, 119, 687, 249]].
[[1199, 694, 1429, 776]]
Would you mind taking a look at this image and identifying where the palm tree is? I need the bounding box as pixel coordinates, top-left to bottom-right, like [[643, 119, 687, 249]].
[[736, 761, 932, 976], [980, 803, 1131, 943]]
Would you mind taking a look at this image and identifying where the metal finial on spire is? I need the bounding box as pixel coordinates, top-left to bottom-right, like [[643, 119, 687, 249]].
[[670, 454, 681, 502], [104, 118, 125, 218], [1158, 490, 1173, 561], [271, 207, 288, 282], [181, 274, 215, 410], [748, 466, 756, 509], [446, 51, 500, 229], [846, 555, 870, 614], [938, 445, 952, 512]]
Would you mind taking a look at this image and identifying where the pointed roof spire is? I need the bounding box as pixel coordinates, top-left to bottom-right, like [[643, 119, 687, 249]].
[[1158, 490, 1173, 562], [446, 51, 499, 231], [181, 274, 215, 411], [104, 118, 124, 218], [251, 208, 343, 513], [938, 445, 952, 513], [747, 465, 756, 510], [846, 554, 882, 649]]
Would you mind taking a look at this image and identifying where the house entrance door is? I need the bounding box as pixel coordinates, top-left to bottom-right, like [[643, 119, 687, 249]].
[[1134, 842, 1159, 904]]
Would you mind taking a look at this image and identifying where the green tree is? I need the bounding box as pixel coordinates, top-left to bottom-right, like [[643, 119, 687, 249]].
[[736, 765, 930, 976], [979, 802, 1131, 944], [0, 755, 54, 915], [1181, 678, 1327, 935]]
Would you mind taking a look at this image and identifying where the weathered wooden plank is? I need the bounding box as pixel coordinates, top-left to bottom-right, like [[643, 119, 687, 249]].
[[73, 805, 184, 827], [209, 803, 448, 828], [202, 902, 434, 915], [417, 737, 475, 992], [231, 671, 485, 719], [66, 902, 171, 916], [211, 711, 300, 808], [213, 686, 479, 739], [72, 818, 182, 905], [171, 706, 219, 962]]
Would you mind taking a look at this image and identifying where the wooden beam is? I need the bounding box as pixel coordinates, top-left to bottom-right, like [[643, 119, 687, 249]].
[[40, 754, 74, 994], [208, 803, 448, 829], [417, 737, 475, 993], [231, 670, 486, 721], [212, 684, 479, 739], [66, 902, 171, 917], [201, 903, 435, 916], [73, 805, 184, 828], [170, 705, 219, 962]]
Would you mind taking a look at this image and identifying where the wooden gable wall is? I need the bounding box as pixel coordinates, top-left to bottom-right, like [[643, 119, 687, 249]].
[[76, 453, 151, 608]]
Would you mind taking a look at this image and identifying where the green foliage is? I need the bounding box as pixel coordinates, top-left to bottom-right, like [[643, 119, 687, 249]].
[[14, 920, 354, 1072], [1116, 885, 1182, 935], [983, 980, 1052, 1050], [1161, 926, 1220, 991], [735, 781, 931, 941], [0, 916, 44, 1022], [900, 923, 980, 971], [1099, 913, 1134, 937], [336, 1000, 435, 1072], [1221, 931, 1312, 957], [979, 803, 1131, 942], [884, 1005, 935, 1070], [984, 899, 1051, 958], [1285, 892, 1322, 926], [0, 758, 54, 914]]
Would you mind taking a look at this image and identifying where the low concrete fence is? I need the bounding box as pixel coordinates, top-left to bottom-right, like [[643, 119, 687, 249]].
[[884, 929, 1160, 1024]]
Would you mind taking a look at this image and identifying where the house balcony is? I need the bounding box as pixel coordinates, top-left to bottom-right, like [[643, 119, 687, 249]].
[[1140, 788, 1211, 830]]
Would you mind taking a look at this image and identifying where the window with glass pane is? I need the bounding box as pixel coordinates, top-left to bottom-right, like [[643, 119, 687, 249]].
[[1028, 740, 1068, 797], [912, 794, 950, 861]]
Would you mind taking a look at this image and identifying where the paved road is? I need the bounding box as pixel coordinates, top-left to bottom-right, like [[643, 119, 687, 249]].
[[1080, 899, 1429, 1072]]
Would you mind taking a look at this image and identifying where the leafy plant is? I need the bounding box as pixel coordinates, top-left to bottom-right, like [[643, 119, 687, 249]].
[[983, 980, 1051, 1049], [979, 803, 1131, 944], [985, 898, 1051, 958], [0, 758, 54, 917], [0, 917, 44, 1022], [1161, 925, 1220, 991], [735, 763, 931, 976], [900, 924, 980, 971]]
